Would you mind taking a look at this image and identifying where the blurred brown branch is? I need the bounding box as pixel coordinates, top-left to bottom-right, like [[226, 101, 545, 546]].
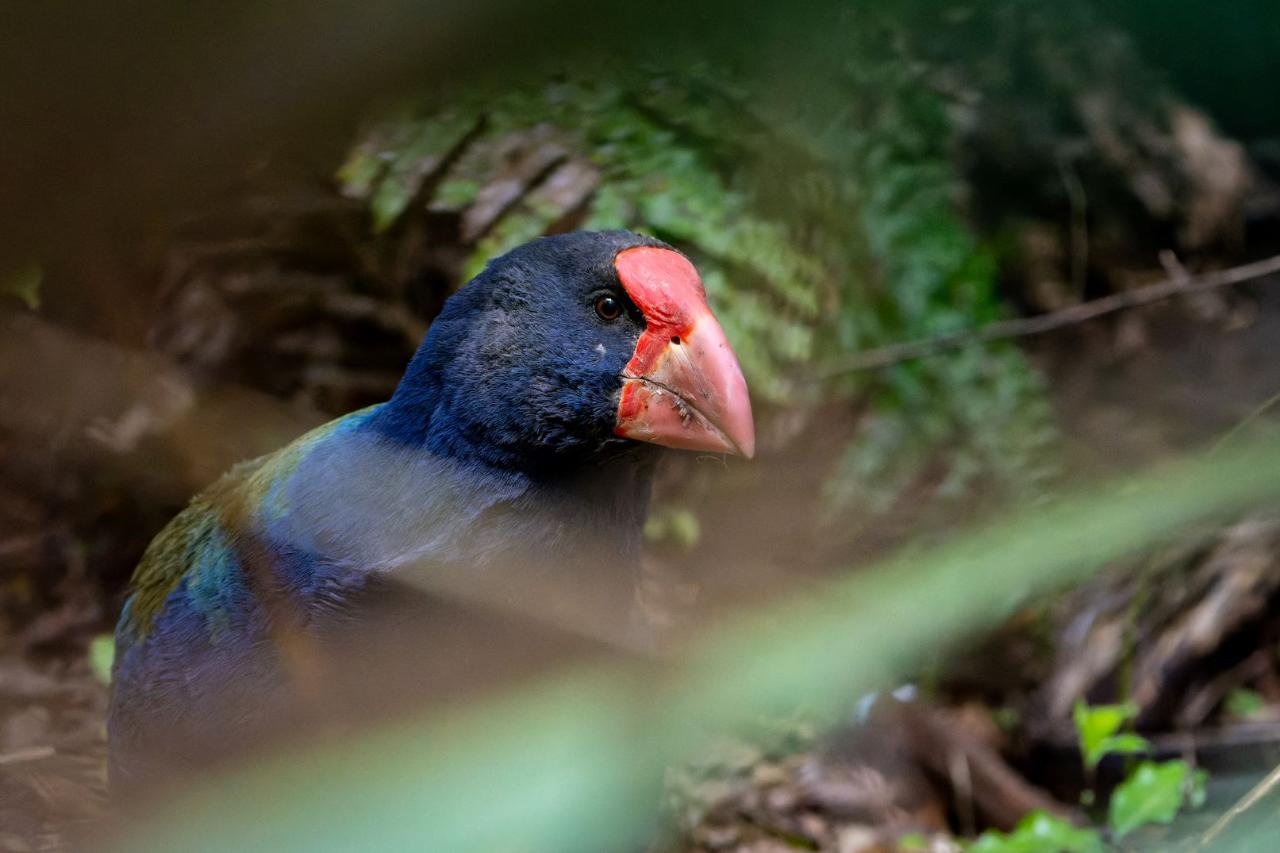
[[0, 311, 323, 503], [818, 253, 1280, 376], [897, 702, 1079, 831]]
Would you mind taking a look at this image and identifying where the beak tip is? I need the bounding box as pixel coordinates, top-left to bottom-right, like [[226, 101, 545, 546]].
[[728, 421, 756, 460]]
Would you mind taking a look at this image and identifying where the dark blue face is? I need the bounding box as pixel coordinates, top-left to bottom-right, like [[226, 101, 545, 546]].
[[376, 230, 670, 471]]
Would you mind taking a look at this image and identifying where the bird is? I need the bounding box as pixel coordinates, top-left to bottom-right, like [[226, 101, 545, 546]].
[[106, 230, 754, 789]]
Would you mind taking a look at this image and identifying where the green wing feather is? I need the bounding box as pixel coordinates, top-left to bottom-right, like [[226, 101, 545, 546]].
[[117, 410, 371, 644]]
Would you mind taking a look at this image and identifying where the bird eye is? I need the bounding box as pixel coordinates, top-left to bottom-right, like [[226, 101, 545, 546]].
[[594, 294, 623, 322]]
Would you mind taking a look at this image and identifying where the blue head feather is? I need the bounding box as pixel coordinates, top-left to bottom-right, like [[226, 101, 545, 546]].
[[369, 230, 669, 473]]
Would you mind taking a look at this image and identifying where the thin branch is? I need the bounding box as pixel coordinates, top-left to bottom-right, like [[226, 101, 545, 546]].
[[1057, 153, 1089, 300], [817, 253, 1280, 377], [1209, 388, 1280, 458], [0, 745, 55, 766], [1196, 758, 1280, 849]]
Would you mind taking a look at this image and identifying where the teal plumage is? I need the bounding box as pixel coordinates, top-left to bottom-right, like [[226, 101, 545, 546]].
[[114, 410, 364, 647]]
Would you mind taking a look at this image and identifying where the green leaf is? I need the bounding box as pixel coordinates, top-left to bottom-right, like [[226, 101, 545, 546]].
[[89, 634, 115, 685], [434, 177, 482, 210], [642, 507, 701, 551], [1225, 687, 1266, 719], [666, 509, 701, 550], [370, 180, 415, 234], [992, 706, 1020, 733], [897, 831, 928, 851], [2, 262, 42, 310], [968, 811, 1104, 853], [335, 148, 385, 200], [1073, 700, 1142, 770], [1107, 760, 1197, 838], [1094, 733, 1152, 764]]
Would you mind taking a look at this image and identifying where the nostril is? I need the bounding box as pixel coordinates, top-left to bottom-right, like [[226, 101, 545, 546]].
[[671, 336, 681, 346]]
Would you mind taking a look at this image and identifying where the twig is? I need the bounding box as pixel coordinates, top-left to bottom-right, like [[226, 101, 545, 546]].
[[1209, 388, 1280, 458], [1196, 760, 1280, 849], [899, 703, 1079, 830], [0, 745, 56, 766], [1057, 153, 1089, 300], [817, 253, 1280, 376]]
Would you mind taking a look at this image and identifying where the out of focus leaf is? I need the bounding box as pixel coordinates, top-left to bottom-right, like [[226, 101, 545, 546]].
[[2, 261, 42, 309], [1073, 700, 1146, 770], [643, 506, 702, 551], [89, 634, 115, 685], [897, 832, 928, 852], [969, 811, 1103, 853], [1225, 687, 1266, 720], [1108, 760, 1200, 838]]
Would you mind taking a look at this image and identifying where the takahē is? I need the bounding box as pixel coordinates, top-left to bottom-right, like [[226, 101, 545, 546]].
[[107, 230, 753, 788]]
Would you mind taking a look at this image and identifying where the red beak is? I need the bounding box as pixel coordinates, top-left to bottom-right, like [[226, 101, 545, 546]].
[[613, 247, 755, 458]]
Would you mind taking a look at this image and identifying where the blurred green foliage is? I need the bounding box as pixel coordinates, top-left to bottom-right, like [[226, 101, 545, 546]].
[[118, 431, 1280, 852], [1066, 700, 1207, 843], [1, 261, 42, 310], [89, 634, 115, 685], [1225, 687, 1266, 720], [338, 7, 1064, 527], [644, 505, 701, 552], [1073, 700, 1149, 771], [969, 811, 1104, 853], [970, 753, 1208, 849], [1108, 759, 1206, 839]]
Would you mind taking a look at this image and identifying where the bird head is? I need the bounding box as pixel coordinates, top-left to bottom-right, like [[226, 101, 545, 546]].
[[379, 230, 754, 471]]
